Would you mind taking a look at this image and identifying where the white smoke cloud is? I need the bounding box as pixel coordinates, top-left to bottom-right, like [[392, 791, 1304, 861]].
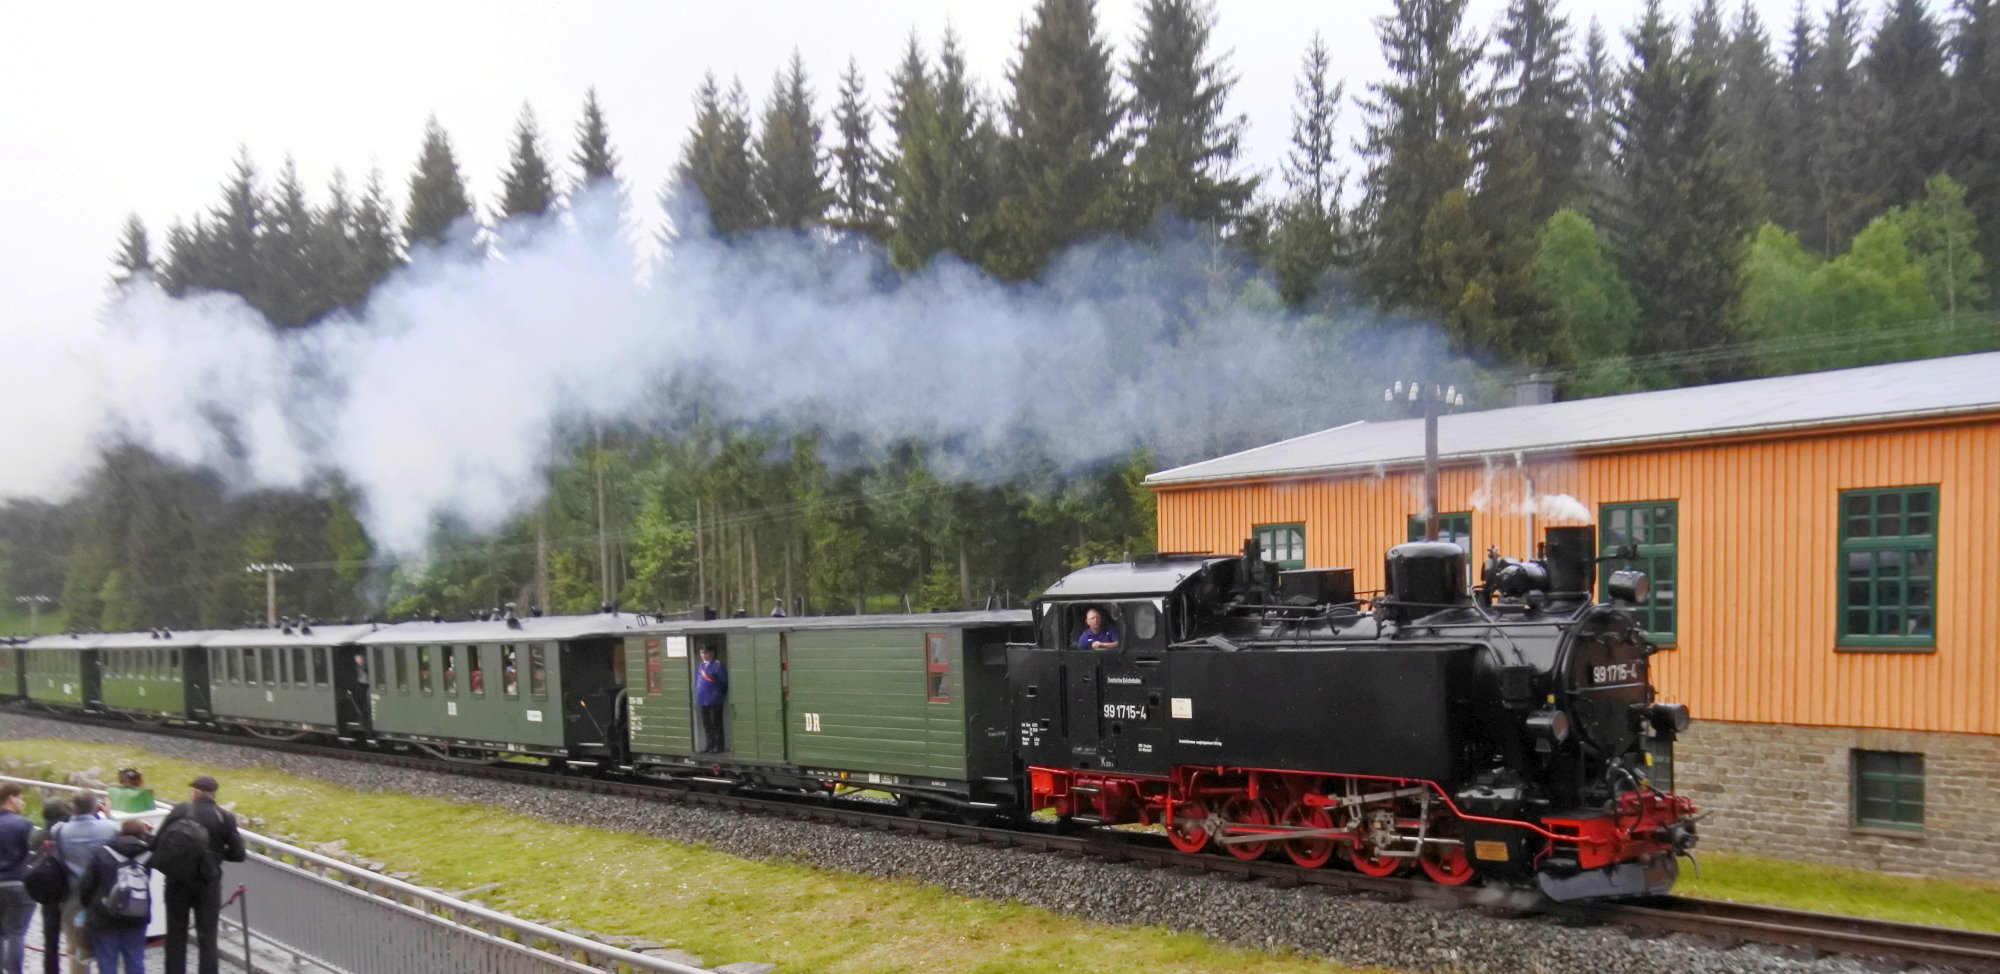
[[0, 194, 1458, 553]]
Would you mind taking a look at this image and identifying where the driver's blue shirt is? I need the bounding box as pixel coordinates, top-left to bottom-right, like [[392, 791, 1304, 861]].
[[1077, 626, 1121, 650]]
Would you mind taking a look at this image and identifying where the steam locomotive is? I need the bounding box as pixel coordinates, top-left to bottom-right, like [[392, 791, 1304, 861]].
[[4, 525, 1695, 901], [1018, 525, 1698, 900]]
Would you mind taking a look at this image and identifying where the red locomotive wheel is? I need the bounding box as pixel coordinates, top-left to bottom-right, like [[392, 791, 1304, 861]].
[[1419, 842, 1477, 885], [1220, 797, 1274, 861], [1280, 802, 1336, 868], [1165, 799, 1212, 854], [1350, 844, 1405, 877]]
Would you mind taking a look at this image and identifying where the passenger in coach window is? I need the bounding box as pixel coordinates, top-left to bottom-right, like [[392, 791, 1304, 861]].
[[1077, 607, 1121, 651]]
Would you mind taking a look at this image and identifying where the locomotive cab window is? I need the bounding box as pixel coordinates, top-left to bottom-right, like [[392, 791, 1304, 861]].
[[1070, 603, 1123, 651], [1120, 601, 1163, 651]]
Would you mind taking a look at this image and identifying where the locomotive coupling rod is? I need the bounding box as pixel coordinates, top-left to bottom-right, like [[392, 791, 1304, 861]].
[[1215, 827, 1465, 846], [1306, 786, 1430, 809]]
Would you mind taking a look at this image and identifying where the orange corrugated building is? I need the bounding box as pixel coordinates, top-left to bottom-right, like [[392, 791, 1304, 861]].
[[1145, 352, 2000, 879]]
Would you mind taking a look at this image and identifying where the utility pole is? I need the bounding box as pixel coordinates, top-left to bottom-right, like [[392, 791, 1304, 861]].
[[12, 595, 51, 636], [1383, 381, 1466, 541], [243, 563, 293, 626]]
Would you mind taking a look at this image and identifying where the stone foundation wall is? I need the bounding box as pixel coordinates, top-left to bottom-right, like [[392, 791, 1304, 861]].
[[1673, 720, 2000, 882]]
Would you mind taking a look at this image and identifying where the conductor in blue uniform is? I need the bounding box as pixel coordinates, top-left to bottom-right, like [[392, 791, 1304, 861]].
[[1077, 608, 1121, 651], [696, 646, 729, 753]]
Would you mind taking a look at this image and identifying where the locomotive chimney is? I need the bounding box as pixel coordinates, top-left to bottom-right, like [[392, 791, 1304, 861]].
[[1543, 526, 1597, 599]]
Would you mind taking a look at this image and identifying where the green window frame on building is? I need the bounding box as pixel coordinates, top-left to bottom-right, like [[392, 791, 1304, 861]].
[[1853, 749, 1924, 830], [1254, 522, 1306, 570], [1407, 511, 1473, 553], [1600, 501, 1678, 644], [1839, 486, 1937, 650]]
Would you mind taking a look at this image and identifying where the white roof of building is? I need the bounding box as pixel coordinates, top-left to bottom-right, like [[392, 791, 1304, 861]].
[[1147, 352, 2000, 487]]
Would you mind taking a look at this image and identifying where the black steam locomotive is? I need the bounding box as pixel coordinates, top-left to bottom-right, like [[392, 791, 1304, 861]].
[[1013, 525, 1698, 900]]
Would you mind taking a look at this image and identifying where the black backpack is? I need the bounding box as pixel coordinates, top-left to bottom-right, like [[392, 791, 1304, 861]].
[[96, 848, 151, 921], [150, 815, 215, 883], [23, 832, 68, 905]]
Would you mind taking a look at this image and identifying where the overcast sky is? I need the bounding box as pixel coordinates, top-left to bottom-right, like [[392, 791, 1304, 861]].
[[3, 0, 1810, 337]]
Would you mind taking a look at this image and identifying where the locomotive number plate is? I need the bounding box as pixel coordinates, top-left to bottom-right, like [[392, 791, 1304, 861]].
[[1591, 662, 1643, 684]]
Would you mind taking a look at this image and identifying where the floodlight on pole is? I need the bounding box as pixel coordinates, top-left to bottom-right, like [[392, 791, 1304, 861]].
[[12, 595, 52, 636], [244, 563, 294, 626], [1383, 382, 1466, 542]]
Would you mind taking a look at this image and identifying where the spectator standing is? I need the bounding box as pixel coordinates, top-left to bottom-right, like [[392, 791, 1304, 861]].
[[154, 776, 244, 974], [104, 772, 153, 816], [695, 647, 728, 753], [75, 821, 151, 974], [0, 784, 37, 974], [29, 799, 70, 974], [52, 795, 116, 974]]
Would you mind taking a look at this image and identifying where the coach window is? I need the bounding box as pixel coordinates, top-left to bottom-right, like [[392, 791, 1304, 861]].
[[244, 648, 259, 685], [371, 648, 388, 692], [501, 645, 519, 699], [925, 632, 951, 703], [169, 648, 180, 680], [394, 647, 409, 695], [225, 648, 240, 684], [417, 646, 433, 695], [1253, 522, 1306, 570], [1601, 501, 1678, 644], [313, 647, 329, 688], [441, 646, 457, 696], [1853, 750, 1924, 830], [645, 638, 665, 695], [1839, 486, 1937, 651], [264, 648, 280, 688], [528, 643, 549, 699], [467, 646, 486, 696]]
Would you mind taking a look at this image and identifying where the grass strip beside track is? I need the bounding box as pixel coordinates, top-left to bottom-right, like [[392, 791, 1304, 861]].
[[1676, 850, 2000, 934], [0, 738, 1382, 974]]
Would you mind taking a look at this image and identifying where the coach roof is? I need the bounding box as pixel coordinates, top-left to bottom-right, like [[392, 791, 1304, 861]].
[[355, 612, 633, 645], [1146, 351, 2000, 487], [627, 609, 1031, 635], [204, 623, 385, 648]]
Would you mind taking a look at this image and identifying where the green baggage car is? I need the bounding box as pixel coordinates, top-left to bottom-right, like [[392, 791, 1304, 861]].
[[624, 611, 1031, 809], [357, 613, 630, 764], [205, 623, 379, 736], [21, 632, 105, 708]]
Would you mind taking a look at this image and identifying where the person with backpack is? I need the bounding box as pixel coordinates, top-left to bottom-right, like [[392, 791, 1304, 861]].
[[0, 784, 38, 974], [28, 798, 70, 974], [73, 821, 151, 974], [152, 777, 242, 974], [51, 794, 116, 974]]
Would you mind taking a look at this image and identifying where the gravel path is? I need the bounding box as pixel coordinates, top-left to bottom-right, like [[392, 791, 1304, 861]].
[[0, 713, 1944, 974]]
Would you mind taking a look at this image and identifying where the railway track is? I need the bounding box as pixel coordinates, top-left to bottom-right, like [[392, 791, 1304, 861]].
[[17, 707, 2000, 973]]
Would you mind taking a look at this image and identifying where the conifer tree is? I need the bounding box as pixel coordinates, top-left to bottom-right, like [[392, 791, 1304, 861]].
[[310, 170, 361, 310], [260, 157, 318, 327], [1774, 2, 1822, 236], [1859, 0, 1950, 219], [403, 115, 478, 253], [1720, 2, 1785, 220], [1271, 33, 1349, 307], [672, 74, 765, 239], [1689, 0, 1729, 68], [1481, 0, 1585, 236], [1124, 0, 1255, 234], [496, 103, 557, 224], [829, 57, 887, 238], [1578, 18, 1619, 213], [885, 30, 1000, 270], [1950, 0, 2000, 265], [350, 167, 403, 297], [569, 87, 625, 240], [985, 0, 1126, 281], [1612, 0, 1753, 383], [1358, 0, 1486, 321], [1805, 0, 1866, 251], [205, 147, 263, 300], [159, 220, 199, 297], [754, 51, 831, 231], [110, 214, 153, 287]]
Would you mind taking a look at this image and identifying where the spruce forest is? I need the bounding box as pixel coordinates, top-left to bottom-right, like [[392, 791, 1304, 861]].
[[6, 0, 1999, 633]]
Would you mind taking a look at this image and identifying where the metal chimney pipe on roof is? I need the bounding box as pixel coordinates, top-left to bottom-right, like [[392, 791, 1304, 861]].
[[1514, 374, 1557, 407]]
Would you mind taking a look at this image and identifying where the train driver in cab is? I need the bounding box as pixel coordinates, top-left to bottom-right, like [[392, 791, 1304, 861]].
[[1077, 607, 1121, 651]]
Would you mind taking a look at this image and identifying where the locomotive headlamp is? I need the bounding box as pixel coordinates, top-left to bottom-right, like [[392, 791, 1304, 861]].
[[1525, 709, 1571, 744], [1608, 569, 1650, 605], [1649, 702, 1691, 734]]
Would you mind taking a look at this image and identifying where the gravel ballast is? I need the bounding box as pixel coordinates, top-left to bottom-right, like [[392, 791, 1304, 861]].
[[0, 713, 1950, 974]]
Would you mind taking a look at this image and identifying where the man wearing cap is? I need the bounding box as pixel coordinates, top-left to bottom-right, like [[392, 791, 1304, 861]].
[[157, 776, 245, 974]]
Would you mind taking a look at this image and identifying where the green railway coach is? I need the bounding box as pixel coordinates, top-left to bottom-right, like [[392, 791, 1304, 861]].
[[357, 613, 629, 764], [21, 633, 105, 708], [95, 630, 216, 719], [205, 623, 378, 736], [0, 639, 23, 700], [624, 611, 1031, 807]]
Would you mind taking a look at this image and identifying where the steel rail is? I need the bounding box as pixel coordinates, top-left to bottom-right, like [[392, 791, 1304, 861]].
[[14, 706, 2000, 972]]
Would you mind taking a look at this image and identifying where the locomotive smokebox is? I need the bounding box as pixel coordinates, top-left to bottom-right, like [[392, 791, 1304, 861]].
[[1384, 542, 1468, 620], [1543, 526, 1597, 599]]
